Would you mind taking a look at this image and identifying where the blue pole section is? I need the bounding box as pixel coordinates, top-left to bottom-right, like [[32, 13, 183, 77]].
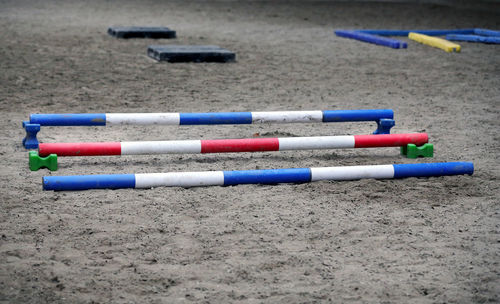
[[446, 34, 500, 44], [335, 30, 403, 48], [43, 174, 136, 191], [322, 109, 394, 122], [30, 114, 107, 126], [474, 29, 500, 37], [356, 29, 475, 36], [223, 168, 311, 186], [393, 162, 473, 179], [179, 112, 253, 125]]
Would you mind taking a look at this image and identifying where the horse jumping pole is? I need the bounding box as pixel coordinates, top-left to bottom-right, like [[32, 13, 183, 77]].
[[30, 133, 433, 171], [355, 29, 475, 36], [445, 34, 500, 44], [334, 30, 407, 49], [23, 110, 395, 148], [408, 32, 461, 53], [335, 29, 474, 49], [42, 162, 474, 191]]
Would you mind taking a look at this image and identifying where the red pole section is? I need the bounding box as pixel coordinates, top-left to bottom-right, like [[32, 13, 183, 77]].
[[201, 138, 280, 153], [354, 133, 428, 148], [39, 142, 122, 156]]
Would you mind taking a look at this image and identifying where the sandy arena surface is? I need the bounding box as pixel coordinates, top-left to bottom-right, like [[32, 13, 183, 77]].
[[0, 0, 499, 303]]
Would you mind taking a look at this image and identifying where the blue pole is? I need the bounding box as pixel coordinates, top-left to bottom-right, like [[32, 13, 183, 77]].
[[30, 114, 107, 126]]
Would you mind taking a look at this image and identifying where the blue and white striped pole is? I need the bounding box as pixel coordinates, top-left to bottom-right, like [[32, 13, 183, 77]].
[[24, 110, 395, 149], [29, 110, 394, 126], [43, 162, 473, 191]]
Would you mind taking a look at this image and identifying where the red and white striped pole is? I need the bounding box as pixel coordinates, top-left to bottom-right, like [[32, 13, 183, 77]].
[[38, 133, 428, 157]]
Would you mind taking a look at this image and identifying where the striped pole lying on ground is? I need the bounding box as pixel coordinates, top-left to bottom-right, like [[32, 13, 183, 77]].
[[42, 162, 474, 191], [28, 110, 394, 126], [38, 133, 428, 156]]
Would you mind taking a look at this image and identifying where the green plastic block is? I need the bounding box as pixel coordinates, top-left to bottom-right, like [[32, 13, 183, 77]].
[[29, 151, 58, 171], [401, 143, 434, 159]]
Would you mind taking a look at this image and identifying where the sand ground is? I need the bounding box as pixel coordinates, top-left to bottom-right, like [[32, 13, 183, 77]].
[[0, 0, 499, 303]]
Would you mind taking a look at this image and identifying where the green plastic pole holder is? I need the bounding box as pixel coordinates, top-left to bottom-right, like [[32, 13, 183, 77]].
[[29, 151, 58, 171], [401, 143, 434, 158]]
